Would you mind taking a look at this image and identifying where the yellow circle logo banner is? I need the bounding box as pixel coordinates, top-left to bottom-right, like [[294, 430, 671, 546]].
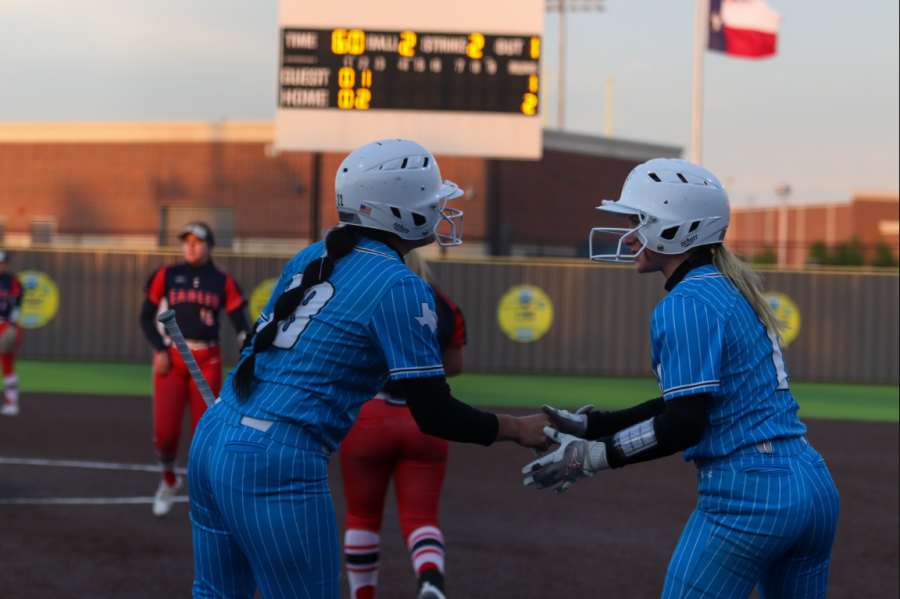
[[249, 278, 279, 321], [17, 270, 60, 329], [763, 291, 801, 346], [497, 285, 554, 343]]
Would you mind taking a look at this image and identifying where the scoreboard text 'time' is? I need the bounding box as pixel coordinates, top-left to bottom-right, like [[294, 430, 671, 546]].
[[279, 28, 541, 115]]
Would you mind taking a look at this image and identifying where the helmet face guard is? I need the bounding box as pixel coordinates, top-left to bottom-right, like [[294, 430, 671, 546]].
[[590, 208, 650, 263], [434, 182, 464, 247]]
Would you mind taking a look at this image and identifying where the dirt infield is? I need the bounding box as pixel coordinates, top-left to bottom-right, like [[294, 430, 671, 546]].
[[0, 393, 897, 598]]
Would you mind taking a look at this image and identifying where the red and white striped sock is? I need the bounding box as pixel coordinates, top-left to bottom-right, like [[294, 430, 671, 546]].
[[345, 529, 380, 599], [3, 374, 18, 406], [157, 457, 178, 487], [407, 526, 445, 582]]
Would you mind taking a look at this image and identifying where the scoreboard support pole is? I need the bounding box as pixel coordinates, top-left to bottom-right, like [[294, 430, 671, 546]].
[[487, 159, 505, 257], [311, 152, 322, 243]]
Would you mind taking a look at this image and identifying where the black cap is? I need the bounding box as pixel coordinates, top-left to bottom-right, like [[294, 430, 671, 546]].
[[178, 222, 215, 247]]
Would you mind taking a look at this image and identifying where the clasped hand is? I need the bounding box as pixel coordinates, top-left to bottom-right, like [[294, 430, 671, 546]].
[[522, 405, 610, 494]]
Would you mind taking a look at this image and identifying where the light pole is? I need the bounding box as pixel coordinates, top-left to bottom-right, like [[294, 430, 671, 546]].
[[775, 183, 792, 268], [546, 0, 605, 131]]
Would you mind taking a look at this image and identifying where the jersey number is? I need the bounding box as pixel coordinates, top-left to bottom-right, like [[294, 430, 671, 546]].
[[269, 281, 336, 349]]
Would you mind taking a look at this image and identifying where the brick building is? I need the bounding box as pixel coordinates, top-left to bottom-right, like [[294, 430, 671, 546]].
[[727, 192, 899, 267], [0, 121, 679, 257]]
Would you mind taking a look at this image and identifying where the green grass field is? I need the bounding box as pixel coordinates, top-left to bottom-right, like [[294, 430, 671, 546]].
[[14, 360, 899, 422]]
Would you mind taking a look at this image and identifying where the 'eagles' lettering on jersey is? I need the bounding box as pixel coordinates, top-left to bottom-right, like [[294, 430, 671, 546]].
[[144, 262, 245, 342]]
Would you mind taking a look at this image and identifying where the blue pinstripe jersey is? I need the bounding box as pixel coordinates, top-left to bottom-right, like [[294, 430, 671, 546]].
[[217, 237, 444, 451], [651, 264, 807, 461]]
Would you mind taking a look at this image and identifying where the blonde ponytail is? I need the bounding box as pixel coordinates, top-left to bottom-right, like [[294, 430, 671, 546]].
[[404, 249, 432, 284], [711, 245, 785, 338]]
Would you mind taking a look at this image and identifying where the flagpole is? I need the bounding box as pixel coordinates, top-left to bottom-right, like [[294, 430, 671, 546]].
[[558, 4, 567, 130], [691, 0, 708, 165]]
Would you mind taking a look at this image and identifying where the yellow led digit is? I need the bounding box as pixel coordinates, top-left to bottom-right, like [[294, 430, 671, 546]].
[[530, 37, 541, 59], [467, 33, 485, 59], [529, 74, 539, 93], [521, 93, 538, 115], [332, 29, 348, 54], [338, 89, 355, 109], [399, 31, 417, 57], [361, 69, 372, 88], [354, 88, 372, 110], [338, 67, 356, 89], [348, 29, 366, 55]]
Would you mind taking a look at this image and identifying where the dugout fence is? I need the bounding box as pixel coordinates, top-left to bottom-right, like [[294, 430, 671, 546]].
[[10, 247, 899, 385]]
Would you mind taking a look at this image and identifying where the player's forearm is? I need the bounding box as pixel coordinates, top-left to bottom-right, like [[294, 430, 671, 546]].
[[139, 299, 168, 352], [227, 307, 251, 338], [600, 393, 710, 469], [400, 375, 499, 446], [585, 397, 666, 440]]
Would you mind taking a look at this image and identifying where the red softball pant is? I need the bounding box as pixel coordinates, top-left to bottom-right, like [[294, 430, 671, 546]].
[[0, 322, 22, 377], [340, 398, 449, 538], [153, 344, 222, 462]]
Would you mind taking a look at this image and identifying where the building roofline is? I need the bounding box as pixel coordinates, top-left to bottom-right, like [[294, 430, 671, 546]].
[[0, 121, 275, 144], [1, 121, 684, 163], [542, 129, 682, 162], [853, 190, 899, 203]]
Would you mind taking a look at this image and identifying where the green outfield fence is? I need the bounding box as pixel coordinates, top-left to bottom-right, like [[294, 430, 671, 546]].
[[9, 247, 900, 384]]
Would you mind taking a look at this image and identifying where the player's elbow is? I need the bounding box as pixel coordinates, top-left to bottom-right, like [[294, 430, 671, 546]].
[[441, 347, 465, 377], [683, 423, 705, 449]]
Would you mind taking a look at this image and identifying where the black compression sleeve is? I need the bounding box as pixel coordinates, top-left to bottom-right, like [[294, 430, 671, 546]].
[[585, 397, 666, 440], [139, 299, 167, 352], [397, 375, 499, 446], [602, 393, 710, 469], [227, 307, 251, 337]]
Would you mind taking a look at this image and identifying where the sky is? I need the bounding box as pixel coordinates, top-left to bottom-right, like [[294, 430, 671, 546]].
[[1, 0, 897, 206]]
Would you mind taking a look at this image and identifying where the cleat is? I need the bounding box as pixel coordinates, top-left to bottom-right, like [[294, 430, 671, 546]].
[[1, 401, 19, 416], [418, 582, 447, 599], [152, 476, 182, 517]]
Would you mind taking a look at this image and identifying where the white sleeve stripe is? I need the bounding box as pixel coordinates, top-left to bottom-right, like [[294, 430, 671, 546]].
[[389, 365, 444, 375], [663, 380, 721, 395]]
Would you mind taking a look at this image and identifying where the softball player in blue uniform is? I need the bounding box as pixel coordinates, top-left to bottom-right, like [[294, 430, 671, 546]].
[[188, 139, 550, 599], [526, 159, 839, 598]]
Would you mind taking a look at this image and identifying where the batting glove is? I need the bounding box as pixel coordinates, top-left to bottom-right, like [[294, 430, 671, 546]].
[[522, 427, 610, 494], [542, 404, 594, 438]]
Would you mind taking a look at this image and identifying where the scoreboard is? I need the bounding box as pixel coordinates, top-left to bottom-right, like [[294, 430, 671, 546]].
[[274, 0, 544, 158], [280, 29, 541, 115]]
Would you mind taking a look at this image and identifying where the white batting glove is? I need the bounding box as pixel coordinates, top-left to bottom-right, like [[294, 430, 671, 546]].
[[542, 404, 594, 438], [523, 427, 610, 494]]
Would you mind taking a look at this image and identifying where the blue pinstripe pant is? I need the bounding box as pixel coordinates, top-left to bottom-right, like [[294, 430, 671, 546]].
[[663, 437, 840, 599], [188, 401, 340, 599]]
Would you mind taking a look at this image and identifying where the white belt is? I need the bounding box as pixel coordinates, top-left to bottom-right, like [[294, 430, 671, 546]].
[[755, 441, 774, 454], [167, 339, 218, 351], [240, 415, 274, 432], [374, 391, 407, 406]]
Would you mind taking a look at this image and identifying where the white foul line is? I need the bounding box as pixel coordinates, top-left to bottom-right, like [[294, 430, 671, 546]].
[[0, 496, 190, 506], [0, 457, 187, 475]]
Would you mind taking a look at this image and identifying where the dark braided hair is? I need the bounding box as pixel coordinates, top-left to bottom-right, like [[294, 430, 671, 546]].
[[231, 225, 361, 402]]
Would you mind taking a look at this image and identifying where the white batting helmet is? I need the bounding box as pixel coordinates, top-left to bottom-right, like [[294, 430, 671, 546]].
[[335, 139, 464, 247], [590, 159, 730, 262]]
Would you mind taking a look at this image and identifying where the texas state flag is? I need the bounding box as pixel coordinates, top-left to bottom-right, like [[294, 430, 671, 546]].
[[709, 0, 781, 59]]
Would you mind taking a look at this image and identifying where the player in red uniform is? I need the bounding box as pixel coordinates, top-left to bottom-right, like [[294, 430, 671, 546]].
[[0, 251, 23, 417], [340, 250, 466, 599], [139, 223, 250, 517]]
